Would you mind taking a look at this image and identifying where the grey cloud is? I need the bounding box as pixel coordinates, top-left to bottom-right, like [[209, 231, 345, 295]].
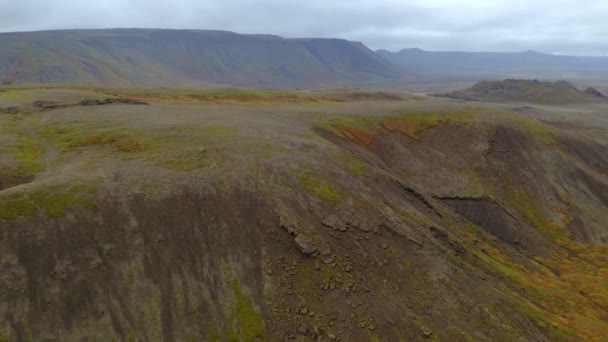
[[0, 0, 607, 55]]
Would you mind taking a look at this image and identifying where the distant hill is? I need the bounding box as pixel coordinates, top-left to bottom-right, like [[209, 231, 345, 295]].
[[377, 48, 608, 81], [0, 29, 402, 87], [434, 79, 608, 104]]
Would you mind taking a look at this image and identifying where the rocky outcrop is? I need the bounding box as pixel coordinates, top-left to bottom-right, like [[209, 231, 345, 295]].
[[79, 98, 148, 106], [434, 79, 608, 104], [584, 87, 606, 98]]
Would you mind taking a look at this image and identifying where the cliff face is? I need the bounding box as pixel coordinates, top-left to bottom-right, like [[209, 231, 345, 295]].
[[1, 86, 608, 341]]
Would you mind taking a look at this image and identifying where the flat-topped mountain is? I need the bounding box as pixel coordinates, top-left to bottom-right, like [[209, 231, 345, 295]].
[[434, 79, 608, 104], [377, 48, 608, 81], [0, 29, 402, 87]]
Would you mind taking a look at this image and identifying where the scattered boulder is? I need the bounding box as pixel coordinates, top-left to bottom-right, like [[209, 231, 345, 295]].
[[279, 215, 299, 236], [322, 210, 376, 232], [294, 233, 318, 257]]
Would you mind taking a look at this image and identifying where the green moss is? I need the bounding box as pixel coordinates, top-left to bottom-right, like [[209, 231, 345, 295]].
[[411, 315, 439, 342], [339, 153, 369, 177], [393, 329, 408, 342], [156, 149, 210, 171], [36, 122, 148, 153], [392, 109, 478, 123], [299, 172, 341, 204], [0, 192, 38, 220], [0, 117, 45, 176], [447, 324, 473, 342], [474, 249, 525, 284], [507, 115, 555, 144], [507, 187, 570, 241], [0, 183, 97, 220], [19, 313, 33, 342], [127, 331, 137, 342], [201, 125, 238, 136], [207, 323, 221, 342], [231, 278, 265, 342], [316, 115, 379, 133]]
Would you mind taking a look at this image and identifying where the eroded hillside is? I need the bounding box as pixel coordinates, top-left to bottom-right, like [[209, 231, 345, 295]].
[[0, 86, 607, 341]]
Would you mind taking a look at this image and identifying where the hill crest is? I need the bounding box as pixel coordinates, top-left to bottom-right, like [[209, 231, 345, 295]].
[[434, 79, 608, 104]]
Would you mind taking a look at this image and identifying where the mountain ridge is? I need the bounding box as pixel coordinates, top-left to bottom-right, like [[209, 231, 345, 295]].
[[377, 48, 608, 81], [0, 29, 403, 87]]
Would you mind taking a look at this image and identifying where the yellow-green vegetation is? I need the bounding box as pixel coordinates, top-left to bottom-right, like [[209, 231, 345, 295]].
[[447, 324, 473, 342], [156, 149, 210, 171], [0, 183, 97, 220], [338, 153, 369, 177], [504, 114, 555, 144], [224, 277, 265, 342], [316, 107, 556, 149], [96, 87, 414, 104], [201, 125, 238, 136], [384, 109, 478, 140], [207, 323, 221, 342], [506, 187, 570, 241], [299, 172, 342, 204], [0, 116, 45, 176], [0, 89, 29, 101], [104, 87, 308, 104], [35, 121, 148, 153], [314, 114, 379, 134], [455, 206, 608, 341], [314, 108, 480, 141]]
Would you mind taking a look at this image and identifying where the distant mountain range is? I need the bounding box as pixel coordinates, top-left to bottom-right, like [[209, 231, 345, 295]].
[[0, 29, 401, 87], [377, 48, 608, 82], [2, 29, 608, 87]]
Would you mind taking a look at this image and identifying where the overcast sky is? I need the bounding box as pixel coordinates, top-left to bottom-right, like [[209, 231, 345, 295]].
[[1, 0, 607, 55]]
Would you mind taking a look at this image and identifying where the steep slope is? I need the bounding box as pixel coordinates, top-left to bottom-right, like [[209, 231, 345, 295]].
[[434, 79, 608, 104], [1, 87, 608, 341], [0, 29, 401, 87], [378, 48, 608, 81]]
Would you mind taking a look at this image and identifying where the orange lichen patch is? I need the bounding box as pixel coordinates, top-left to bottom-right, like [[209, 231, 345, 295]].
[[333, 126, 376, 147], [456, 222, 608, 341]]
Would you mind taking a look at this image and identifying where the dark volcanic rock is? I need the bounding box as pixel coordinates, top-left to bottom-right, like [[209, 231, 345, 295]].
[[584, 87, 606, 98], [79, 98, 148, 106], [33, 100, 65, 109]]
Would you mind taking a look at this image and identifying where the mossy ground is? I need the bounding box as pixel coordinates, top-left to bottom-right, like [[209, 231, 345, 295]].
[[0, 116, 45, 177], [34, 120, 149, 153], [299, 172, 342, 204], [0, 183, 98, 220], [218, 269, 265, 342]]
